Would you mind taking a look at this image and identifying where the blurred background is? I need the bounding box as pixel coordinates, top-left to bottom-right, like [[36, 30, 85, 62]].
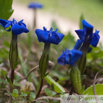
[[11, 0, 103, 42]]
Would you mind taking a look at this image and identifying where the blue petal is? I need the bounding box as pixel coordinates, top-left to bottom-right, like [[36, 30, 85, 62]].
[[55, 32, 65, 44], [18, 19, 23, 24], [18, 20, 26, 27], [43, 27, 47, 32], [5, 22, 12, 28], [28, 2, 43, 9], [49, 27, 53, 32], [75, 30, 85, 40], [0, 19, 9, 27], [12, 24, 29, 35], [57, 51, 66, 65], [12, 18, 17, 25], [35, 29, 49, 43], [57, 49, 82, 65], [82, 19, 93, 34], [47, 32, 64, 45], [35, 27, 64, 44], [73, 39, 83, 50], [69, 49, 82, 65], [90, 30, 100, 47]]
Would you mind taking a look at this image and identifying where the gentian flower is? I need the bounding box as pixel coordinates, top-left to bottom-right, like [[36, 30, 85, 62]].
[[35, 27, 65, 45], [28, 2, 43, 30], [75, 19, 100, 47], [0, 18, 29, 84], [58, 40, 82, 65], [0, 18, 29, 35], [58, 40, 83, 95], [35, 27, 64, 79], [28, 2, 43, 9], [74, 20, 100, 74]]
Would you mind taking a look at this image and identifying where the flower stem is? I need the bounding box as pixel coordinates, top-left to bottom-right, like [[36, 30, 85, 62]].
[[39, 43, 50, 78], [35, 78, 43, 99], [9, 33, 18, 84], [34, 43, 50, 102], [69, 86, 74, 95], [10, 69, 14, 84], [78, 40, 90, 74], [33, 9, 37, 30], [9, 69, 14, 103]]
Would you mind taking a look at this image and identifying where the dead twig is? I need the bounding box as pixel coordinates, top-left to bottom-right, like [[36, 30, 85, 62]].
[[25, 61, 54, 80], [93, 69, 103, 103], [25, 65, 39, 80], [33, 96, 62, 102]]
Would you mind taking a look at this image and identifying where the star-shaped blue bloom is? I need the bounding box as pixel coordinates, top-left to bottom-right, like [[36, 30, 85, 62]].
[[35, 27, 65, 45], [28, 2, 43, 9], [75, 19, 100, 47], [58, 40, 82, 65], [0, 18, 29, 35]]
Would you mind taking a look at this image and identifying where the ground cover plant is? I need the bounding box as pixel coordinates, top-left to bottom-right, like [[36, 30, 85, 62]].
[[0, 0, 103, 103]]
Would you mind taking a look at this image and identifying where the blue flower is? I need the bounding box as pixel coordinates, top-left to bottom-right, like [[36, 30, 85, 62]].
[[28, 2, 43, 9], [0, 18, 29, 35], [75, 19, 100, 47], [35, 27, 65, 45], [58, 40, 82, 65]]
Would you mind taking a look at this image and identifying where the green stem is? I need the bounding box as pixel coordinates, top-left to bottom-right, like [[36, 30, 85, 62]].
[[39, 43, 50, 78], [9, 33, 18, 84], [77, 54, 86, 74], [9, 33, 18, 70], [33, 9, 36, 30], [34, 43, 50, 102], [9, 33, 18, 103], [77, 39, 90, 74]]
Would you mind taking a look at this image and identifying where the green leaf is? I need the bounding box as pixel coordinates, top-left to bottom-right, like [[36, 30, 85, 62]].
[[5, 75, 12, 85], [83, 84, 103, 95], [12, 89, 18, 98], [13, 61, 19, 69], [45, 75, 65, 93], [0, 69, 7, 76], [3, 41, 10, 48], [0, 0, 14, 19], [29, 92, 36, 101], [20, 92, 28, 97], [44, 88, 56, 96], [0, 0, 14, 33], [14, 83, 22, 87], [43, 72, 49, 78], [79, 14, 84, 29], [0, 58, 3, 64], [0, 48, 9, 59]]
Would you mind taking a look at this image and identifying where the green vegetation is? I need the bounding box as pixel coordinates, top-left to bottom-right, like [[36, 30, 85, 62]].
[[16, 0, 103, 29]]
